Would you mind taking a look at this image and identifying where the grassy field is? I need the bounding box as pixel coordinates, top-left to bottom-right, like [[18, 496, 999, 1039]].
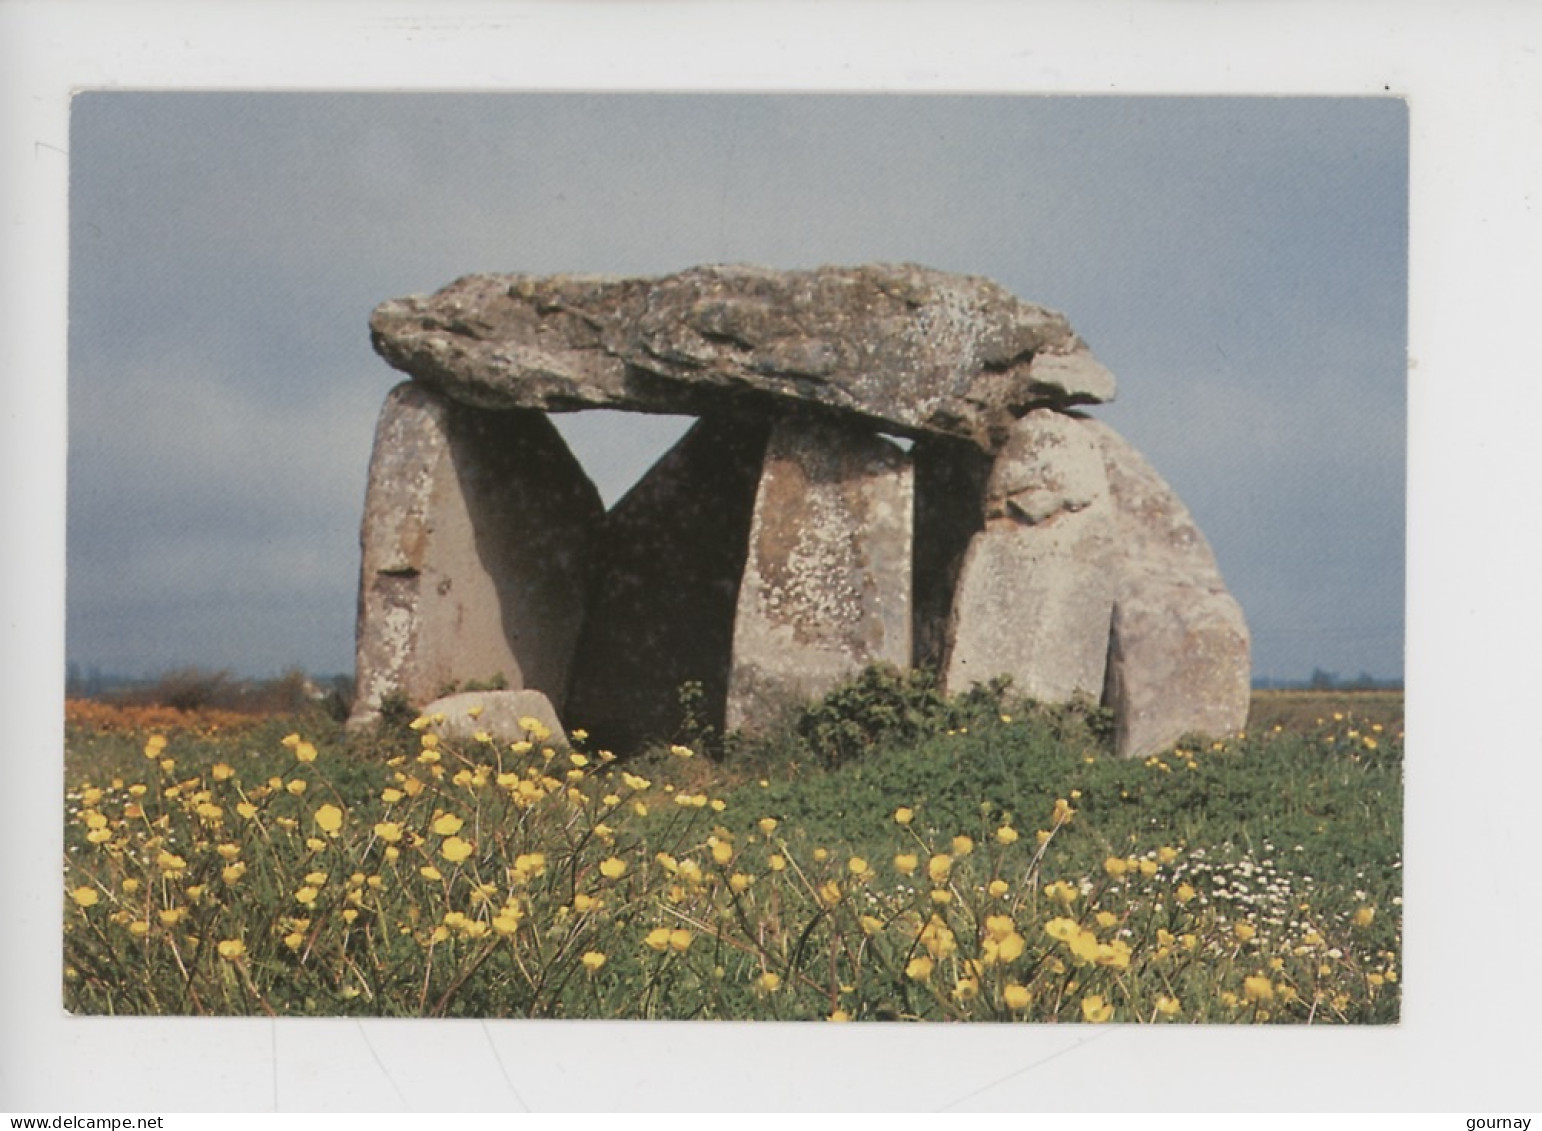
[[61, 676, 1402, 1023]]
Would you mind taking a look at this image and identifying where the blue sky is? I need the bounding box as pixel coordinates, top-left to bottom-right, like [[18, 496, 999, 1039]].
[[66, 92, 1407, 683]]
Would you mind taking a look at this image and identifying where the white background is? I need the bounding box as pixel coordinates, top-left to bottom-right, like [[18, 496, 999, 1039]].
[[3, 0, 1539, 1113]]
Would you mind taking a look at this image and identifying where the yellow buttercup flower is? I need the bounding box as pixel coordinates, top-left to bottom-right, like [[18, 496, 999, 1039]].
[[599, 857, 628, 880], [1103, 856, 1128, 879], [928, 854, 952, 885], [984, 914, 1016, 942], [314, 803, 344, 835], [1095, 940, 1132, 970], [893, 853, 919, 876], [1243, 975, 1274, 1003], [512, 853, 547, 882], [1044, 880, 1078, 906], [492, 908, 523, 936], [156, 851, 187, 873], [988, 879, 1010, 898], [893, 807, 914, 826], [1176, 882, 1197, 903], [1234, 922, 1257, 943], [1155, 995, 1181, 1017], [581, 950, 607, 973], [431, 812, 464, 836], [905, 955, 934, 981], [217, 939, 246, 961], [953, 976, 980, 1002], [758, 817, 779, 836], [919, 915, 957, 958], [294, 741, 318, 763], [373, 821, 403, 844], [951, 835, 974, 857], [1003, 983, 1032, 1010], [441, 836, 473, 863], [1353, 906, 1376, 928], [996, 825, 1019, 845], [70, 886, 100, 908], [1081, 994, 1114, 1023], [756, 970, 782, 993], [668, 929, 693, 952], [818, 880, 842, 907]]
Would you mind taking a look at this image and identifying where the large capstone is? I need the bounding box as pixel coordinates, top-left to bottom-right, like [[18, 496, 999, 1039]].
[[369, 263, 1115, 452], [349, 382, 603, 727]]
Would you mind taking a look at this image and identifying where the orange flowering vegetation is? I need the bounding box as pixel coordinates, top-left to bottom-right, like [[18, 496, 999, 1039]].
[[66, 698, 264, 738], [62, 714, 1399, 1022]]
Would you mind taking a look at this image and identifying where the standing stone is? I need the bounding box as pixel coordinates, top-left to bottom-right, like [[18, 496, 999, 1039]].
[[943, 409, 1118, 702], [349, 382, 604, 727], [726, 414, 914, 732], [1087, 420, 1251, 759], [564, 414, 772, 754]]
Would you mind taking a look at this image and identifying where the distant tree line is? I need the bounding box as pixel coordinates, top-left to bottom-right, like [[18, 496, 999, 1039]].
[[66, 663, 355, 718], [1251, 669, 1403, 692]]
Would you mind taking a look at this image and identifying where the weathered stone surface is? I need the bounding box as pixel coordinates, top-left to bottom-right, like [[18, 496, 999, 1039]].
[[564, 414, 772, 754], [943, 409, 1118, 702], [941, 410, 1250, 755], [1085, 420, 1251, 759], [726, 414, 914, 732], [417, 689, 568, 747], [353, 263, 1248, 761], [370, 263, 1115, 452], [349, 383, 604, 727]]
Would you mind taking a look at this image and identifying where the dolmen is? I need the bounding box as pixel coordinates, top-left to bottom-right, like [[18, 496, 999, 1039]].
[[348, 264, 1250, 759]]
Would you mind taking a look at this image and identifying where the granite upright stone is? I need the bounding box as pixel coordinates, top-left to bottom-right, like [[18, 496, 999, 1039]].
[[1087, 420, 1252, 759], [726, 414, 914, 732], [943, 409, 1118, 703], [349, 382, 604, 728], [564, 414, 773, 754]]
